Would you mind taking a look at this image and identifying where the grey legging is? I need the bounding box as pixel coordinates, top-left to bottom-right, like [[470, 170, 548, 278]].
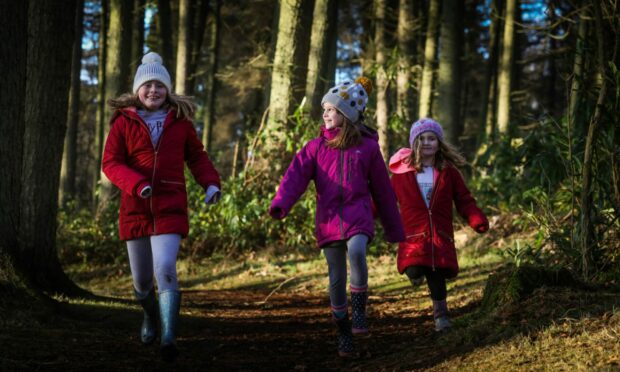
[[323, 234, 369, 312], [126, 233, 181, 295]]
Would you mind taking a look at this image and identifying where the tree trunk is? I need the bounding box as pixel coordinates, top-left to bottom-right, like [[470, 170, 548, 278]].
[[418, 0, 440, 118], [92, 0, 108, 209], [0, 0, 28, 296], [580, 0, 608, 280], [189, 0, 210, 95], [496, 0, 516, 136], [21, 0, 84, 294], [436, 0, 464, 144], [158, 0, 175, 75], [396, 0, 416, 122], [374, 0, 389, 161], [99, 0, 134, 208], [305, 0, 339, 118], [175, 0, 192, 95], [131, 0, 145, 72], [60, 0, 85, 206], [264, 0, 313, 157], [482, 0, 503, 141], [203, 0, 221, 152]]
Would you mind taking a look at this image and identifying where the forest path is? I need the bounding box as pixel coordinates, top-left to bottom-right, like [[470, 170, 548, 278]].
[[1, 284, 485, 371]]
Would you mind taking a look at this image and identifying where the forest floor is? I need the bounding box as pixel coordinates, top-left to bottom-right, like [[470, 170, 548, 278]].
[[2, 223, 620, 371]]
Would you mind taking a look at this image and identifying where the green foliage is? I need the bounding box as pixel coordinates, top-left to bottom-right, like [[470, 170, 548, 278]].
[[57, 200, 124, 266]]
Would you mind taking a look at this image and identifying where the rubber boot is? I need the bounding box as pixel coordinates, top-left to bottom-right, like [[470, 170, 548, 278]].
[[135, 287, 158, 345], [351, 291, 368, 335], [334, 313, 355, 357], [159, 290, 181, 362], [432, 299, 451, 332]]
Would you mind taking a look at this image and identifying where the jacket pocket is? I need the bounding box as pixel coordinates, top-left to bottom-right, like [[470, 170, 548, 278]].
[[437, 229, 454, 243], [405, 231, 427, 243]]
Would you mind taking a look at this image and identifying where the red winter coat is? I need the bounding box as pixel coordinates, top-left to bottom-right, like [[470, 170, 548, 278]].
[[389, 148, 488, 277], [102, 107, 220, 241]]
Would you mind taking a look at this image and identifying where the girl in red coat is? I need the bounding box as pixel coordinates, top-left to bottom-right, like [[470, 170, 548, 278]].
[[389, 118, 488, 332], [102, 52, 221, 361]]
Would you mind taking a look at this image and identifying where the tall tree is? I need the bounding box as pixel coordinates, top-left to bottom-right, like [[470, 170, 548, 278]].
[[203, 0, 221, 152], [264, 0, 313, 158], [158, 0, 175, 76], [0, 0, 28, 297], [60, 0, 85, 206], [482, 0, 503, 141], [175, 0, 192, 94], [496, 0, 516, 135], [131, 0, 146, 71], [374, 0, 389, 161], [92, 0, 108, 208], [5, 0, 83, 295], [396, 0, 417, 122], [435, 0, 464, 144], [418, 0, 440, 118], [189, 0, 210, 95], [305, 0, 339, 118], [99, 0, 134, 206]]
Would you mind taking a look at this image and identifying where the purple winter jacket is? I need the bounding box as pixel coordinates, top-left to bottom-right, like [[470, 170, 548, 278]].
[[269, 125, 405, 247]]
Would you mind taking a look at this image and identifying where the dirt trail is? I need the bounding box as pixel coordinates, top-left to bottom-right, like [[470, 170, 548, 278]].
[[1, 287, 471, 371]]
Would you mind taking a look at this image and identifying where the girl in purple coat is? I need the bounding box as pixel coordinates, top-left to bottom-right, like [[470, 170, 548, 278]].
[[269, 77, 405, 357]]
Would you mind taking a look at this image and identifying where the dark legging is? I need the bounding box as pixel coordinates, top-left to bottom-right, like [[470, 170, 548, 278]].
[[405, 265, 450, 301]]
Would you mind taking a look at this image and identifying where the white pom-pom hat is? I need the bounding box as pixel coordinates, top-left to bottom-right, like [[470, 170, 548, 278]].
[[132, 52, 173, 94]]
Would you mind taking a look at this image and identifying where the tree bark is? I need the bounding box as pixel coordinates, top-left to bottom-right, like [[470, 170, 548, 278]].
[[436, 0, 464, 144], [396, 0, 416, 122], [580, 0, 608, 280], [92, 0, 108, 209], [189, 0, 210, 95], [99, 0, 134, 207], [482, 0, 503, 141], [175, 0, 192, 95], [264, 0, 313, 157], [60, 0, 85, 206], [418, 0, 440, 118], [305, 0, 339, 118], [131, 0, 146, 72], [0, 0, 28, 295], [203, 0, 221, 152], [374, 0, 389, 161], [21, 0, 84, 294], [496, 0, 516, 136], [157, 0, 176, 76]]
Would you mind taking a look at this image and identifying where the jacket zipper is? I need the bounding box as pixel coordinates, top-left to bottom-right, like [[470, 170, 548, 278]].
[[139, 115, 167, 236], [339, 149, 345, 239], [413, 168, 440, 270]]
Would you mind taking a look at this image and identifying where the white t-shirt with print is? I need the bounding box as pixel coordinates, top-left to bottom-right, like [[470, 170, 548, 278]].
[[416, 166, 434, 207], [137, 109, 168, 147]]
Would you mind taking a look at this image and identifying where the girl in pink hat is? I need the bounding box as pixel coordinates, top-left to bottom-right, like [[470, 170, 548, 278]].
[[389, 118, 489, 332]]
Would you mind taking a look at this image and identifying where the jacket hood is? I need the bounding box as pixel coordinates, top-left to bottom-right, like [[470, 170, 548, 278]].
[[389, 148, 416, 174], [319, 124, 379, 142]]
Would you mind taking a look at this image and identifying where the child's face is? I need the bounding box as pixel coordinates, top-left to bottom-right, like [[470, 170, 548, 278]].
[[138, 80, 168, 111], [416, 131, 439, 160], [322, 103, 344, 129]]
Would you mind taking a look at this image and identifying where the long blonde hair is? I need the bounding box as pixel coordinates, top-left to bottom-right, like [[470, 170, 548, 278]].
[[108, 92, 196, 120], [326, 115, 363, 149], [405, 135, 466, 171]]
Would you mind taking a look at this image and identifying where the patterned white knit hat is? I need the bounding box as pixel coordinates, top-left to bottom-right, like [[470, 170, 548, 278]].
[[321, 77, 373, 123], [132, 52, 172, 94]]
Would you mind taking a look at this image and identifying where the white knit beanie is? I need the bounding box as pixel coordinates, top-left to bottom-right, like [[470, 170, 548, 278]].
[[132, 52, 173, 94]]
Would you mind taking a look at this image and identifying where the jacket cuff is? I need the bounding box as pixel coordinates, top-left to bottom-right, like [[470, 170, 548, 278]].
[[135, 180, 151, 197]]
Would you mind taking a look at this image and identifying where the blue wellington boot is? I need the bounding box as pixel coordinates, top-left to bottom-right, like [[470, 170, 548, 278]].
[[159, 290, 181, 362], [351, 291, 369, 335], [334, 313, 355, 357], [135, 288, 158, 345]]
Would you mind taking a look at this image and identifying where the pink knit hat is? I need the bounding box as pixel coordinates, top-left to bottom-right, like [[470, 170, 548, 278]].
[[409, 118, 444, 147]]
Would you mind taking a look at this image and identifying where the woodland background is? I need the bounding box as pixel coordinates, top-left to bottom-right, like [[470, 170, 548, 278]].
[[1, 0, 620, 369]]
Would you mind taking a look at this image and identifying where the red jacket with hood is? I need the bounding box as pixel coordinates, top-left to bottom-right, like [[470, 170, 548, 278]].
[[102, 107, 220, 241], [389, 148, 488, 277]]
